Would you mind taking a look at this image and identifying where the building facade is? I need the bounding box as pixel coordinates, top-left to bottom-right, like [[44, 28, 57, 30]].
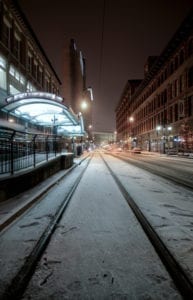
[[0, 0, 61, 131], [93, 131, 116, 147], [61, 38, 93, 139], [116, 80, 142, 143], [116, 8, 193, 153]]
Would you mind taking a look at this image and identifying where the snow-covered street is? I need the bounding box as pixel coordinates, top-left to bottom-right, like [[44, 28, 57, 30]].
[[104, 153, 193, 283], [21, 152, 187, 299], [1, 151, 193, 299]]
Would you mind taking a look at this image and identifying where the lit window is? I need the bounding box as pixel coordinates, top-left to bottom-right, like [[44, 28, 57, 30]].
[[15, 70, 20, 81], [9, 65, 25, 85], [0, 56, 6, 68], [0, 56, 6, 89], [0, 68, 6, 89], [9, 65, 15, 77], [10, 84, 20, 95], [27, 81, 36, 92], [20, 75, 25, 85]]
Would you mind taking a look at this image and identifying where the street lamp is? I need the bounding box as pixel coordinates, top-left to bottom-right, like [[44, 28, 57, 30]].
[[128, 116, 134, 149], [81, 100, 88, 110], [167, 126, 172, 132], [87, 124, 93, 141], [51, 114, 58, 134], [8, 118, 14, 123], [166, 126, 172, 153], [156, 125, 172, 154], [156, 126, 161, 152], [114, 131, 117, 143]]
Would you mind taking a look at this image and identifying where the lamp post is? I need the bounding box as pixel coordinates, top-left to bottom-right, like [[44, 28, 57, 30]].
[[129, 116, 134, 150], [80, 99, 91, 139], [51, 114, 58, 135], [114, 131, 117, 143], [163, 129, 166, 154], [156, 126, 161, 153], [156, 125, 172, 154], [81, 100, 88, 110], [51, 114, 59, 156], [163, 125, 172, 154], [166, 126, 172, 153], [88, 124, 93, 145]]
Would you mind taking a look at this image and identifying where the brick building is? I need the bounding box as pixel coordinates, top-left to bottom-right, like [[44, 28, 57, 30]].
[[0, 0, 62, 131], [116, 8, 193, 153]]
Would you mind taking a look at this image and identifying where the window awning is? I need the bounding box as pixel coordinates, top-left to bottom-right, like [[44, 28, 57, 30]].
[[2, 92, 85, 136]]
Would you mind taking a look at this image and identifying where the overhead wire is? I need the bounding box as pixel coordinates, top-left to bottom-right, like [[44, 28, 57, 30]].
[[99, 0, 106, 97]]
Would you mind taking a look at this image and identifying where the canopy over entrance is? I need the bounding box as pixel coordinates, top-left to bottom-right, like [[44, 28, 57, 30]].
[[2, 92, 85, 136]]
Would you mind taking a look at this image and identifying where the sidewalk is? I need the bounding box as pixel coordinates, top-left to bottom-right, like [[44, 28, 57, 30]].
[[0, 153, 89, 231]]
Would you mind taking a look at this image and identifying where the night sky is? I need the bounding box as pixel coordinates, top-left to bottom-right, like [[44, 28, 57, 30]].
[[18, 0, 193, 132]]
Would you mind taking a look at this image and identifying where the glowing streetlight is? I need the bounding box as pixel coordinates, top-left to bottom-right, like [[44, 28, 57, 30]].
[[81, 101, 88, 110], [8, 118, 14, 123], [114, 131, 117, 143], [167, 126, 172, 131], [156, 125, 161, 131], [128, 116, 134, 149]]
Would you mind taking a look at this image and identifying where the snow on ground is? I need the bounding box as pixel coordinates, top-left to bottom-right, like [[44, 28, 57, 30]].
[[0, 161, 87, 297], [104, 153, 193, 282], [22, 153, 182, 299]]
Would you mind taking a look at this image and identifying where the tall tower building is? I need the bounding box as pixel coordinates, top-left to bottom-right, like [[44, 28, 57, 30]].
[[61, 38, 93, 137]]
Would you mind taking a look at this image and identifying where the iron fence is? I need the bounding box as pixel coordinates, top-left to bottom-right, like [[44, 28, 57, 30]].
[[0, 127, 67, 175]]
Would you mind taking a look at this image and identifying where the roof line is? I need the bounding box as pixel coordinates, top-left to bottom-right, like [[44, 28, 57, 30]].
[[13, 0, 62, 84]]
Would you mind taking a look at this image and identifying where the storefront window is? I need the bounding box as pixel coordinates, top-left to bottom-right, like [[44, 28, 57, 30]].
[[0, 56, 7, 90]]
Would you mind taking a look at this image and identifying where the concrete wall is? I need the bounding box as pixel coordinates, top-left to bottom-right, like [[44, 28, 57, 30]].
[[0, 154, 74, 202]]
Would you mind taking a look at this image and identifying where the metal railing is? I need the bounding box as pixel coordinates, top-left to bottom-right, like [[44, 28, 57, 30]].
[[0, 126, 68, 175]]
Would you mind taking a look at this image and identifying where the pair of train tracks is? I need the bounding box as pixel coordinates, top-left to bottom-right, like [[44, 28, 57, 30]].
[[0, 155, 92, 300], [0, 151, 193, 299], [110, 151, 193, 191], [100, 152, 193, 299]]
